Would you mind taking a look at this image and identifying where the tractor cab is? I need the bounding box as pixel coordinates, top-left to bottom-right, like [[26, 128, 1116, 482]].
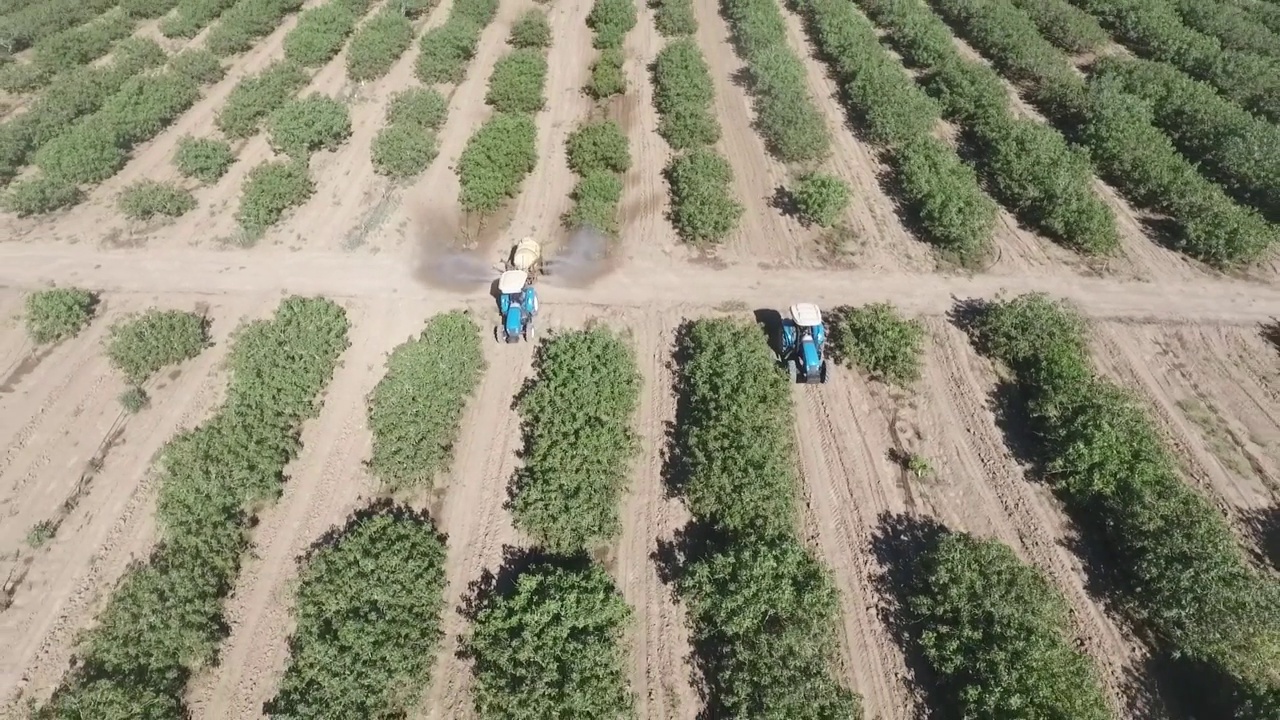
[[780, 303, 828, 384], [497, 269, 538, 343]]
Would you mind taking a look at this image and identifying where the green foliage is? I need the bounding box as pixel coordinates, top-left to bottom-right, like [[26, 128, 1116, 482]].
[[909, 531, 1111, 719], [665, 149, 743, 244], [105, 309, 209, 386], [160, 0, 240, 38], [587, 47, 626, 98], [508, 9, 551, 49], [236, 159, 315, 235], [121, 0, 178, 19], [24, 287, 96, 344], [33, 123, 125, 184], [587, 0, 637, 49], [31, 10, 135, 76], [35, 297, 349, 720], [372, 88, 448, 179], [367, 312, 486, 490], [829, 303, 924, 386], [1008, 0, 1108, 53], [512, 328, 640, 552], [972, 293, 1280, 717], [720, 0, 830, 162], [457, 112, 537, 214], [790, 172, 849, 228], [284, 0, 368, 68], [267, 95, 352, 158], [485, 49, 548, 113], [174, 136, 235, 183], [464, 560, 635, 719], [206, 0, 306, 57], [120, 386, 150, 413], [0, 61, 51, 93], [563, 171, 623, 234], [97, 70, 202, 146], [216, 60, 309, 139], [651, 39, 721, 149], [0, 0, 117, 53], [794, 0, 997, 262], [652, 0, 696, 36], [1170, 0, 1280, 59], [345, 8, 414, 81], [1, 175, 82, 216], [26, 519, 57, 547], [118, 180, 198, 221], [566, 120, 631, 175], [413, 0, 500, 84], [171, 49, 226, 85], [387, 87, 448, 128], [266, 505, 448, 720]]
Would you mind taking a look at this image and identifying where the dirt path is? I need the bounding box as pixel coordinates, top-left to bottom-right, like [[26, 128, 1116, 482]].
[[0, 296, 249, 712], [415, 340, 529, 720], [614, 310, 699, 720]]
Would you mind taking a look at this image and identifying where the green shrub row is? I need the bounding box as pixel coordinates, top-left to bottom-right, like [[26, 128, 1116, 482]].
[[651, 38, 720, 150], [671, 317, 859, 717], [563, 120, 631, 234], [121, 0, 179, 19], [35, 296, 350, 720], [0, 0, 116, 53], [720, 0, 829, 163], [1071, 0, 1280, 123], [464, 558, 636, 719], [665, 148, 743, 245], [206, 0, 305, 57], [1007, 0, 1108, 53], [972, 293, 1280, 719], [796, 0, 998, 264], [0, 9, 136, 92], [118, 180, 198, 221], [267, 94, 352, 158], [509, 8, 550, 48], [788, 171, 849, 228], [651, 0, 696, 36], [23, 287, 96, 344], [366, 311, 486, 491], [160, 0, 240, 38], [511, 327, 640, 553], [345, 7, 415, 81], [414, 0, 499, 84], [0, 40, 165, 185], [827, 302, 924, 386], [1171, 0, 1280, 59], [174, 135, 236, 183], [216, 59, 310, 139], [456, 111, 536, 214], [283, 0, 373, 68], [485, 48, 547, 113], [1089, 56, 1280, 224], [236, 159, 315, 236], [371, 87, 447, 178], [587, 0, 636, 49], [911, 0, 1276, 265], [908, 530, 1112, 719], [266, 504, 449, 720], [105, 308, 209, 386], [587, 46, 625, 98]]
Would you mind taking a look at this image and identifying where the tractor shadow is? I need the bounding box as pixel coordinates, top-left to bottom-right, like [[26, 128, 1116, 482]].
[[753, 308, 784, 357]]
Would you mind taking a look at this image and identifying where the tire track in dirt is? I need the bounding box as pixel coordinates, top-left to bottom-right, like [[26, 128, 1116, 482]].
[[791, 373, 913, 719], [415, 338, 530, 720], [692, 0, 812, 264], [615, 311, 698, 720], [0, 297, 255, 712], [778, 5, 933, 273], [187, 299, 418, 720]]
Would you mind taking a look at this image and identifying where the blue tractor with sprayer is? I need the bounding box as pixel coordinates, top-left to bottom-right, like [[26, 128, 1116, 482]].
[[779, 303, 829, 384], [495, 238, 541, 343]]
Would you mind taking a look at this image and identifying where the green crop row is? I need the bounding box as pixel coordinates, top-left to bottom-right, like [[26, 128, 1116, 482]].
[[652, 0, 695, 35], [371, 86, 447, 178], [563, 120, 631, 235], [1008, 0, 1108, 53], [907, 529, 1112, 719], [650, 39, 742, 244], [485, 48, 547, 113], [217, 59, 310, 139], [1169, 0, 1280, 59], [160, 0, 239, 38], [0, 39, 165, 186], [283, 0, 373, 68], [0, 0, 116, 53], [511, 327, 641, 553], [414, 0, 498, 84], [583, 0, 634, 98], [206, 0, 305, 57], [345, 4, 419, 82], [266, 504, 449, 720], [35, 296, 350, 720], [971, 293, 1280, 718], [1070, 0, 1280, 123], [670, 317, 858, 718], [869, 0, 1274, 266], [457, 112, 536, 214], [0, 9, 137, 92], [721, 0, 829, 163], [794, 0, 997, 264]]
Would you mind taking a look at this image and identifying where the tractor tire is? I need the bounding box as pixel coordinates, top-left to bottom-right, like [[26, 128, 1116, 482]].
[[820, 361, 829, 384], [494, 326, 502, 343], [524, 319, 535, 342]]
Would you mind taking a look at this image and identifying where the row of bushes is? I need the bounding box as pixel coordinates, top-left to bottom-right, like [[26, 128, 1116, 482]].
[[796, 0, 998, 265], [457, 112, 536, 214], [0, 9, 136, 92], [0, 0, 115, 53], [510, 327, 641, 553], [1008, 0, 1108, 53], [650, 39, 743, 243], [563, 120, 630, 235], [652, 0, 696, 36], [216, 59, 310, 139], [912, 0, 1276, 265], [1173, 0, 1280, 58], [283, 0, 373, 68], [670, 317, 858, 717], [35, 296, 351, 720], [105, 308, 209, 410], [414, 0, 499, 84], [345, 4, 419, 81], [721, 0, 829, 162], [486, 48, 547, 113], [1071, 0, 1280, 123], [971, 293, 1280, 718], [23, 287, 97, 344], [584, 0, 634, 98], [206, 0, 304, 57], [371, 87, 447, 178], [0, 39, 166, 185], [160, 0, 239, 38]]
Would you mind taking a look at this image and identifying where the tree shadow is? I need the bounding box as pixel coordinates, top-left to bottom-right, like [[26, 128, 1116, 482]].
[[1135, 216, 1190, 255], [1244, 504, 1280, 571], [1259, 320, 1280, 357], [868, 511, 952, 720], [769, 184, 800, 222], [752, 307, 783, 357], [660, 320, 696, 500]]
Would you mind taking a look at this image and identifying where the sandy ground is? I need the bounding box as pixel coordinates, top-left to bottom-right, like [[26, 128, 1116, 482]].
[[0, 0, 1279, 716]]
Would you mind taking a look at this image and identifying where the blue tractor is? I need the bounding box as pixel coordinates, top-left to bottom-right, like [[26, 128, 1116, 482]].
[[496, 269, 539, 343], [779, 303, 829, 384]]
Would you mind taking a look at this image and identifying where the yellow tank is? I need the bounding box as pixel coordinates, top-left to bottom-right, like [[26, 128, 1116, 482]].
[[511, 237, 541, 272]]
